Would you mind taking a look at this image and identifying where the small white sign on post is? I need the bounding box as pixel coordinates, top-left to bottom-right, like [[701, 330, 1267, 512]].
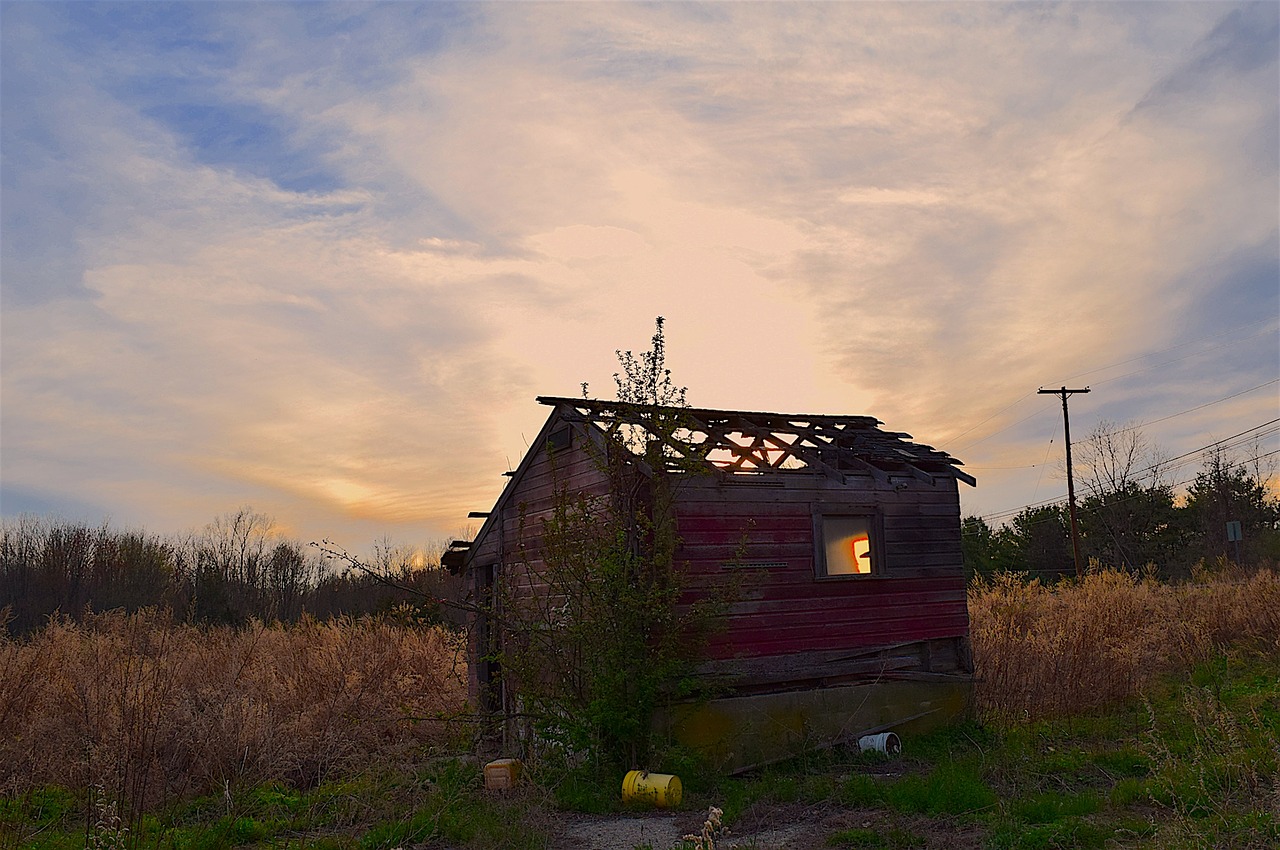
[[1226, 521, 1243, 542]]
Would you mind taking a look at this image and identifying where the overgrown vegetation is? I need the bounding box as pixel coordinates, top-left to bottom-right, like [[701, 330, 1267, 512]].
[[2, 565, 1275, 848], [0, 510, 461, 635], [970, 563, 1280, 720], [2, 321, 1276, 846], [496, 317, 724, 771], [0, 610, 465, 836]]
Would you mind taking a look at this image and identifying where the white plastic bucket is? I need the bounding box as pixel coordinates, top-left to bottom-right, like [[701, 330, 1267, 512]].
[[857, 732, 901, 755]]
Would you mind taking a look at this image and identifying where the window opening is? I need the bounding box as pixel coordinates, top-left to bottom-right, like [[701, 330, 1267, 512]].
[[820, 515, 876, 576], [546, 426, 571, 453]]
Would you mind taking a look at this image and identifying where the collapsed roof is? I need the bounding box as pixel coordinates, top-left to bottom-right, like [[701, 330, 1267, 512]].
[[538, 396, 976, 488]]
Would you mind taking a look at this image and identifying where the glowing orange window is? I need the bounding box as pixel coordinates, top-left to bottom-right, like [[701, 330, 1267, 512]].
[[821, 516, 876, 576]]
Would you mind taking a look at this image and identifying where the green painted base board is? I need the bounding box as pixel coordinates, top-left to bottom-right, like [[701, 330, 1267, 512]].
[[659, 680, 972, 772]]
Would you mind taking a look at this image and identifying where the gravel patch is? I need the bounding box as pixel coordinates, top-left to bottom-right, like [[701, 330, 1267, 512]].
[[559, 812, 685, 849]]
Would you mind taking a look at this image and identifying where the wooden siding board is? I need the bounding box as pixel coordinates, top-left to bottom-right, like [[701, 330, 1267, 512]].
[[469, 539, 499, 565], [715, 619, 970, 652], [706, 618, 969, 659], [677, 533, 810, 550], [719, 588, 966, 615], [883, 518, 963, 531], [882, 522, 962, 536], [677, 514, 811, 539], [672, 488, 959, 508], [886, 547, 962, 562], [719, 582, 967, 607], [677, 542, 818, 562], [513, 454, 607, 494], [677, 552, 962, 574], [697, 637, 972, 688], [684, 567, 961, 591], [718, 599, 967, 629], [678, 558, 963, 581], [701, 637, 967, 675]]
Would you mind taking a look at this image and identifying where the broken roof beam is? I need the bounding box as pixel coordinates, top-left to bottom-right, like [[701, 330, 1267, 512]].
[[726, 417, 843, 480], [719, 432, 772, 472], [839, 453, 891, 485], [906, 464, 936, 486], [534, 395, 975, 485], [554, 403, 660, 479]]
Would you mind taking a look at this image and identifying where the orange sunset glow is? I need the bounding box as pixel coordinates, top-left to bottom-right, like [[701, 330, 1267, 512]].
[[1, 3, 1275, 551]]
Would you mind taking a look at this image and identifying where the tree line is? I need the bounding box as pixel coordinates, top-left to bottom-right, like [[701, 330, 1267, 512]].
[[5, 423, 1274, 636], [963, 422, 1280, 581], [0, 507, 462, 636]]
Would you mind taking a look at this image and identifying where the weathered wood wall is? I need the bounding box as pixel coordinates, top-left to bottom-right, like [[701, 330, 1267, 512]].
[[465, 416, 617, 704], [465, 412, 971, 704], [467, 423, 613, 570], [672, 473, 969, 690]]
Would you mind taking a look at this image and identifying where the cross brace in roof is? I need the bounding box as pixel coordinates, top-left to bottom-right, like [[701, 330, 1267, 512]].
[[538, 397, 975, 487]]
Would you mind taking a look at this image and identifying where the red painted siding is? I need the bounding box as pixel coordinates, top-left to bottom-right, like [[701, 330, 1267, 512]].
[[671, 476, 967, 662], [464, 410, 971, 695]]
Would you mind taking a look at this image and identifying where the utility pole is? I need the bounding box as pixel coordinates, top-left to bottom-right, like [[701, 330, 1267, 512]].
[[1039, 386, 1091, 579]]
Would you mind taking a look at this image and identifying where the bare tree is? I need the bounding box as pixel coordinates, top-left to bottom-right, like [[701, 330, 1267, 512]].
[[1075, 420, 1167, 498], [1075, 422, 1182, 572]]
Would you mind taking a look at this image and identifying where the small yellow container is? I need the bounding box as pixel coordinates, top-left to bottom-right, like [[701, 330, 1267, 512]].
[[483, 758, 523, 790], [622, 770, 682, 808]]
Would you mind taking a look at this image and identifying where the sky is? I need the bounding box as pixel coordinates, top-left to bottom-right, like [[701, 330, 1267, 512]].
[[2, 1, 1278, 553]]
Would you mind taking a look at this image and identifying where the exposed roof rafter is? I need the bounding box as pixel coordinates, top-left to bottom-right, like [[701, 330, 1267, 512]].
[[537, 397, 976, 487]]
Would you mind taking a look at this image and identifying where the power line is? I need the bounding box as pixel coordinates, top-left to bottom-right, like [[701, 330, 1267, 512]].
[[1149, 418, 1280, 470], [949, 407, 1052, 454], [957, 378, 1278, 465], [962, 450, 1280, 537], [939, 391, 1036, 450], [942, 320, 1277, 452], [1052, 317, 1278, 386], [1029, 428, 1059, 504], [1111, 379, 1279, 433], [1060, 321, 1279, 388], [972, 419, 1280, 526], [947, 376, 1274, 460]]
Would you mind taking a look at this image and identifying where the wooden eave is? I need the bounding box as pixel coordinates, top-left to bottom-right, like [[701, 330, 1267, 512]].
[[456, 407, 568, 573]]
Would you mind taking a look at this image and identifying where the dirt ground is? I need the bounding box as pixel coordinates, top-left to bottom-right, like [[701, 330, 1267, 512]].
[[553, 801, 990, 849]]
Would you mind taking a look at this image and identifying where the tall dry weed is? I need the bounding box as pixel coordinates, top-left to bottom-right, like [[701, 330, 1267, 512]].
[[0, 610, 467, 821], [969, 566, 1280, 722]]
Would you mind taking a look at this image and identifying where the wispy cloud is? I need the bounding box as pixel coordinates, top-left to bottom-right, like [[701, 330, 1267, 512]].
[[2, 2, 1275, 544]]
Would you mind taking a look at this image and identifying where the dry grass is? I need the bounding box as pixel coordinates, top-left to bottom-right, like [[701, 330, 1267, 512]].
[[5, 565, 1277, 833], [0, 610, 467, 822], [969, 564, 1280, 722]]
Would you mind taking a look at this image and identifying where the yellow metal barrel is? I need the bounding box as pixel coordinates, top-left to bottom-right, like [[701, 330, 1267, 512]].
[[621, 770, 682, 808]]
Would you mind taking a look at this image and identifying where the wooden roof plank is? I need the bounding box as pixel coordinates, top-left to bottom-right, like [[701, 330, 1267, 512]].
[[533, 396, 973, 487]]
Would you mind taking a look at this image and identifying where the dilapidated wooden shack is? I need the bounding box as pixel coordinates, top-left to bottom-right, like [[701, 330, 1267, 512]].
[[448, 396, 977, 769]]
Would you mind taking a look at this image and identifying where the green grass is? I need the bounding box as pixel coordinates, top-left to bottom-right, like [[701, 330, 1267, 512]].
[[3, 652, 1277, 849], [827, 826, 925, 847], [710, 652, 1279, 848], [834, 762, 998, 817], [0, 759, 555, 850], [1010, 790, 1101, 824]]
